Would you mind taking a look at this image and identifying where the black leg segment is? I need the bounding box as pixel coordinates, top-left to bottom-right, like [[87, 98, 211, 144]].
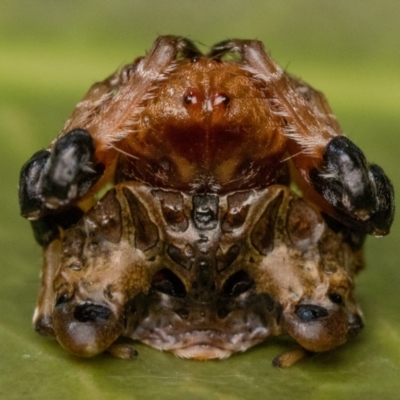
[[41, 129, 101, 206], [310, 136, 394, 235], [19, 129, 104, 219], [19, 149, 51, 219], [30, 207, 84, 246]]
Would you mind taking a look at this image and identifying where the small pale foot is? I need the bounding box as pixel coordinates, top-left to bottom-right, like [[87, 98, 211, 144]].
[[107, 343, 138, 359], [272, 348, 310, 367]]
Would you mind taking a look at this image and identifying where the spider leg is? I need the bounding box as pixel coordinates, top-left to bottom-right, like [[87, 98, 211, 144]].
[[19, 149, 50, 219], [230, 39, 394, 235], [19, 129, 101, 221], [178, 38, 203, 60], [19, 36, 195, 225], [223, 39, 338, 155], [367, 164, 395, 234], [28, 208, 83, 246], [32, 239, 62, 337], [208, 39, 239, 59], [62, 36, 201, 155], [310, 136, 394, 235], [283, 77, 394, 235]]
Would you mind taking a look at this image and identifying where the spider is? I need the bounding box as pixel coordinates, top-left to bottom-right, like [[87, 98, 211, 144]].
[[18, 36, 394, 366]]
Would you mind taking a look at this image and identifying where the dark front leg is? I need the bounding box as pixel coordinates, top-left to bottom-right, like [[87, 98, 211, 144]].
[[310, 136, 394, 236], [19, 148, 50, 219], [19, 128, 104, 220], [29, 207, 84, 246], [40, 129, 101, 207], [216, 39, 394, 236]]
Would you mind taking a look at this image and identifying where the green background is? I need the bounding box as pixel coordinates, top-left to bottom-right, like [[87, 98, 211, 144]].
[[1, 1, 399, 398]]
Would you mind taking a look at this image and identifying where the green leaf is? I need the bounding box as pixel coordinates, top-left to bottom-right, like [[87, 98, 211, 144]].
[[1, 1, 400, 398]]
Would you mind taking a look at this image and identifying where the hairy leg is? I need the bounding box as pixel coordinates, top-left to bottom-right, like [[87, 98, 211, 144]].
[[209, 39, 394, 235]]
